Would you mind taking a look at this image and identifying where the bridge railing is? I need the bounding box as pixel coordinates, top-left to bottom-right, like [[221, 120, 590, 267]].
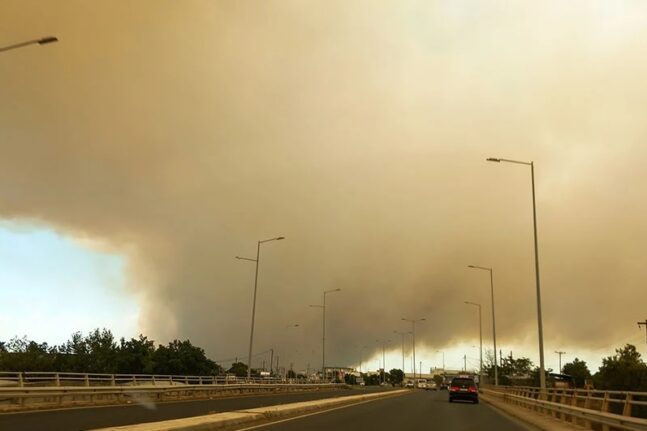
[[0, 371, 320, 388], [0, 381, 347, 411], [482, 385, 647, 431]]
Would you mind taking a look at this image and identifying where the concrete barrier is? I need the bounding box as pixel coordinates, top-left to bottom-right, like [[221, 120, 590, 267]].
[[91, 389, 409, 431], [0, 383, 348, 412]]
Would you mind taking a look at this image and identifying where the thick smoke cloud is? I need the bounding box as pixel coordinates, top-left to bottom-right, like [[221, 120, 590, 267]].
[[1, 0, 646, 369]]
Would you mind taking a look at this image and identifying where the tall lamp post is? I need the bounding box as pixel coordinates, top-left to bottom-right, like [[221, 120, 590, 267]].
[[236, 236, 285, 379], [376, 339, 390, 384], [401, 318, 425, 379], [487, 157, 546, 390], [555, 351, 566, 374], [436, 350, 445, 370], [468, 265, 498, 386], [285, 324, 300, 376], [310, 288, 341, 380], [358, 345, 368, 373], [464, 301, 483, 383], [0, 36, 58, 53], [394, 330, 410, 374]]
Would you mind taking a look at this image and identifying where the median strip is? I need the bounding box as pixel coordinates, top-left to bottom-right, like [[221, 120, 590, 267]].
[[91, 389, 409, 431]]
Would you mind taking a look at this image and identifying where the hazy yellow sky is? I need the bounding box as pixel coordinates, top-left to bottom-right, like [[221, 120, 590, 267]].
[[1, 0, 646, 372]]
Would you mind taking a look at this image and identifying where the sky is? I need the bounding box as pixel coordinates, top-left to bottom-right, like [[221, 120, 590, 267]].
[[1, 0, 646, 375]]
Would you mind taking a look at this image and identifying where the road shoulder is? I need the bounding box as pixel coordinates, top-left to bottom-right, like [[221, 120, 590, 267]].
[[90, 389, 410, 431], [480, 393, 586, 431]]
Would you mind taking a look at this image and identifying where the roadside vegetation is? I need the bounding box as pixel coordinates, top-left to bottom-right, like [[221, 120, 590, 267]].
[[0, 329, 222, 376], [481, 344, 647, 391]]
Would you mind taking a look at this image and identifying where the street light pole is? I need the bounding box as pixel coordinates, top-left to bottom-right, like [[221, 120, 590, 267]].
[[465, 301, 483, 383], [376, 339, 390, 384], [487, 157, 546, 390], [0, 36, 58, 53], [555, 351, 566, 374], [310, 288, 341, 380], [402, 318, 425, 380], [236, 236, 285, 380], [285, 324, 300, 373], [436, 350, 445, 370], [468, 265, 498, 386], [394, 331, 410, 374]]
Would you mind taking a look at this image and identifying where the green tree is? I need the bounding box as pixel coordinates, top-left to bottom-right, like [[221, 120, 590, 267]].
[[0, 337, 56, 371], [114, 335, 156, 374], [85, 328, 118, 373], [562, 358, 591, 388], [227, 362, 249, 377], [153, 339, 220, 376], [594, 344, 647, 391], [362, 372, 381, 385], [389, 368, 404, 385], [432, 374, 443, 386]]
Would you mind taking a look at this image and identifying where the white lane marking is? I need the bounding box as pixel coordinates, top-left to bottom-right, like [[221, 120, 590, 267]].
[[234, 391, 412, 430]]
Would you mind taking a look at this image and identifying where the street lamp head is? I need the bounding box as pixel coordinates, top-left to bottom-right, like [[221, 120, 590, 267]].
[[38, 36, 58, 45], [467, 265, 475, 268], [486, 157, 501, 162], [276, 236, 285, 240]]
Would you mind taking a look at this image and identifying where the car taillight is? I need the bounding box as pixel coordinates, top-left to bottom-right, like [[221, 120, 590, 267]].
[[468, 386, 477, 393], [450, 386, 460, 392]]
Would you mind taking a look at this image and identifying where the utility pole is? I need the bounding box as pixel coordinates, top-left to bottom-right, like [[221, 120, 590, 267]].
[[555, 351, 566, 373], [269, 349, 274, 375], [638, 320, 647, 344], [463, 355, 467, 372]]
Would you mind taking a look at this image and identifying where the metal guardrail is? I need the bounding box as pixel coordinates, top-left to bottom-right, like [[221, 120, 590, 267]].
[[0, 371, 318, 387], [0, 379, 347, 411], [483, 385, 647, 431]]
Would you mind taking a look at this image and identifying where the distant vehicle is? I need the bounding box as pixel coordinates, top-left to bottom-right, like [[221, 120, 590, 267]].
[[356, 376, 365, 386], [405, 380, 415, 388], [416, 379, 428, 389], [440, 375, 453, 390], [428, 381, 438, 391], [448, 375, 479, 404]]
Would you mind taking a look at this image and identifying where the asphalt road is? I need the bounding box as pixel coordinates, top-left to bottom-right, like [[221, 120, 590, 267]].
[[0, 387, 388, 431], [236, 389, 531, 431]]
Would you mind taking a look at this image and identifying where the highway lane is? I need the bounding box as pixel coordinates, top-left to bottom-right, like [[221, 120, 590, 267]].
[[0, 387, 389, 431], [236, 389, 531, 431]]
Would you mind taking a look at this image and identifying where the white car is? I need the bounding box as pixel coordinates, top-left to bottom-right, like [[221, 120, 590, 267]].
[[405, 380, 415, 388], [416, 379, 428, 389]]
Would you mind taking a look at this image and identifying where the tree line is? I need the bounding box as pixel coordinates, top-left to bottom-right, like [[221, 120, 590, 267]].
[[0, 329, 223, 376], [482, 344, 647, 392]]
